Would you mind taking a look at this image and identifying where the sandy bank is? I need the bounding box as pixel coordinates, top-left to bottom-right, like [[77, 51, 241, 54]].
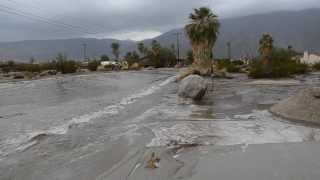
[[247, 79, 300, 85]]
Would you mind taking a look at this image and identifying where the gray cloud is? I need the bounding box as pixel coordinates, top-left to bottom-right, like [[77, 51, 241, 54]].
[[0, 0, 319, 41]]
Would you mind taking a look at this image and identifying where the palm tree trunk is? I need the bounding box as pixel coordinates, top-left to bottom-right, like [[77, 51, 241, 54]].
[[192, 44, 213, 65]]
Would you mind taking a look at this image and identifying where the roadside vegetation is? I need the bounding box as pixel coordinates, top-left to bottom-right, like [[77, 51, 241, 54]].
[[249, 34, 308, 79], [185, 7, 219, 71], [87, 59, 100, 71], [0, 55, 77, 74], [1, 8, 317, 81], [216, 59, 244, 73], [313, 62, 320, 71], [177, 7, 220, 81], [123, 40, 177, 68]]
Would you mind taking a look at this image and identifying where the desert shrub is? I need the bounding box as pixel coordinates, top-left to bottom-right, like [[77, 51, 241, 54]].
[[39, 61, 58, 71], [216, 59, 241, 73], [144, 40, 177, 68], [61, 60, 77, 74], [124, 51, 140, 66], [55, 54, 78, 74], [232, 60, 244, 66], [186, 50, 194, 65], [15, 63, 41, 73], [0, 57, 79, 74], [88, 60, 100, 71], [313, 63, 320, 71], [0, 61, 16, 73], [157, 48, 177, 67], [249, 48, 308, 78], [1, 67, 10, 73], [100, 54, 110, 62]]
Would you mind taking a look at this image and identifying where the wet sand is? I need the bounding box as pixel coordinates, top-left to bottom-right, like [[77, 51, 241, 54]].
[[103, 142, 320, 180]]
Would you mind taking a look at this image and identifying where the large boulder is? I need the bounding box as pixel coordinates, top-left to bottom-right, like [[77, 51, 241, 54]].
[[178, 75, 207, 100], [270, 87, 320, 125]]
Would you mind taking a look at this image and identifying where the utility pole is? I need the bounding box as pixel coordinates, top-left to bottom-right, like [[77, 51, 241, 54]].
[[174, 32, 181, 62], [227, 41, 232, 60], [82, 43, 87, 61]]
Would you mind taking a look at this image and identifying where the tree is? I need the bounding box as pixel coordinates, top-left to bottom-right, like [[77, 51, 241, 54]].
[[100, 54, 109, 62], [88, 59, 100, 71], [249, 47, 308, 78], [170, 44, 176, 54], [111, 42, 120, 61], [185, 7, 220, 65], [55, 53, 77, 74], [151, 40, 161, 55], [150, 40, 162, 66], [29, 57, 35, 64], [125, 51, 140, 65], [186, 50, 194, 65], [259, 34, 274, 59], [137, 42, 148, 56]]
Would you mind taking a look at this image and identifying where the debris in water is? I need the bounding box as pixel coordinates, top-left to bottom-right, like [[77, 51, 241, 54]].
[[167, 140, 200, 153], [146, 152, 160, 169]]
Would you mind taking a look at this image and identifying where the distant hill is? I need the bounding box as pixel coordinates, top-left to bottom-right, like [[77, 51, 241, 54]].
[[0, 8, 320, 62], [153, 8, 320, 59], [0, 38, 137, 62]]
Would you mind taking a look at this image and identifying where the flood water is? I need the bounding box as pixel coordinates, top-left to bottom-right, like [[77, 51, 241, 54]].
[[1, 70, 320, 180]]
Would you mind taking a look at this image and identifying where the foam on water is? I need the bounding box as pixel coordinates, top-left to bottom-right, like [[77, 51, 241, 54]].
[[147, 110, 320, 147], [0, 76, 175, 158], [49, 76, 175, 134]]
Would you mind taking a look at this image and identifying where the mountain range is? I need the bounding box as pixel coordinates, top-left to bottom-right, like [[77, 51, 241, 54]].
[[0, 8, 319, 62]]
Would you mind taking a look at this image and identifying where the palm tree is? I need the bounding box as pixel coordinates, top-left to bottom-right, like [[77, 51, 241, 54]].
[[151, 40, 161, 56], [111, 42, 120, 61], [137, 42, 147, 56], [259, 34, 274, 58], [185, 7, 220, 65]]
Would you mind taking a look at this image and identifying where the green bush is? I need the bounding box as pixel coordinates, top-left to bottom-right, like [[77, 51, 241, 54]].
[[186, 50, 194, 65], [100, 54, 110, 62], [124, 51, 140, 66], [313, 63, 320, 71], [216, 59, 241, 73], [0, 61, 16, 73], [39, 61, 58, 71], [88, 60, 100, 71], [15, 63, 41, 73], [0, 56, 79, 75], [249, 48, 308, 78], [55, 54, 78, 74], [144, 40, 177, 68], [60, 60, 77, 74]]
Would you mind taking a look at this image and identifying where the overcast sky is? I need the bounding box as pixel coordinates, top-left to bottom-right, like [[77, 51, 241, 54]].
[[0, 0, 319, 42]]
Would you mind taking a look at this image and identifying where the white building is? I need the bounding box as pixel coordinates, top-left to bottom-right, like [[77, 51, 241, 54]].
[[101, 61, 118, 66], [300, 51, 320, 65]]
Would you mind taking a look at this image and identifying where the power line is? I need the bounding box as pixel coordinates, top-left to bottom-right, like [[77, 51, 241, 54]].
[[0, 4, 103, 35], [4, 0, 112, 34]]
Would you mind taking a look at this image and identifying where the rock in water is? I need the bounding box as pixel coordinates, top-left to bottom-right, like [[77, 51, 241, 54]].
[[270, 87, 320, 125], [178, 75, 207, 100]]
